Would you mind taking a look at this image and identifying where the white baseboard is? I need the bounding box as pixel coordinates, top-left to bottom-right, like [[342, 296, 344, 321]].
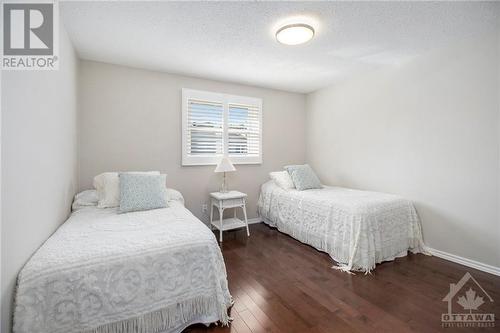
[[425, 247, 500, 277], [247, 217, 262, 224], [209, 219, 499, 277]]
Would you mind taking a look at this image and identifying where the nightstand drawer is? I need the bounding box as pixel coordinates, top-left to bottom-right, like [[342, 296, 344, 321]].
[[222, 198, 245, 208], [212, 197, 245, 208]]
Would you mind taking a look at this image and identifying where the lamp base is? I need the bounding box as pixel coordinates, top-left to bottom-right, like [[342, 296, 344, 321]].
[[220, 172, 230, 193]]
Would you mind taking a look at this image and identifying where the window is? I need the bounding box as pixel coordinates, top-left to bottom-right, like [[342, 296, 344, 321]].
[[182, 89, 262, 165]]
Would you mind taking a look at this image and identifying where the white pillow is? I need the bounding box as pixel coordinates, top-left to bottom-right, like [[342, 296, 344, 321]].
[[72, 190, 98, 211], [73, 187, 182, 210], [93, 171, 160, 208], [165, 188, 185, 205], [269, 171, 295, 190]]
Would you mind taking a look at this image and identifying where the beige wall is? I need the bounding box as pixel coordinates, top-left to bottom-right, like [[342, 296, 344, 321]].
[[78, 61, 306, 221], [1, 26, 79, 332], [306, 34, 500, 268]]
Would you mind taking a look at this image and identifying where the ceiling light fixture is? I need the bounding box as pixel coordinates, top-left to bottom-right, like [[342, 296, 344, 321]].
[[276, 23, 315, 45]]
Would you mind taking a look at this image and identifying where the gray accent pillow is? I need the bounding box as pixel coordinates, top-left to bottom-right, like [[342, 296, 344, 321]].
[[284, 164, 322, 191], [119, 173, 168, 213]]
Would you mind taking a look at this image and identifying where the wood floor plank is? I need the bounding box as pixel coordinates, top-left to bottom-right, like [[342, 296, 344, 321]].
[[230, 311, 253, 333], [184, 224, 500, 333], [235, 290, 284, 333], [238, 309, 269, 333]]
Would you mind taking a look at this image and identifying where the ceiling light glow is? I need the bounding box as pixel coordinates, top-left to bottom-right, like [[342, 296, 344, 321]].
[[276, 23, 314, 45]]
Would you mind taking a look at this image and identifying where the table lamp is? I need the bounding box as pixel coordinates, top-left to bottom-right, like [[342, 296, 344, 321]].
[[214, 156, 236, 193]]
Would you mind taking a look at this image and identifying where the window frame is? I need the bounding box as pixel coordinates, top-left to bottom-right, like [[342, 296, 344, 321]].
[[182, 88, 263, 166]]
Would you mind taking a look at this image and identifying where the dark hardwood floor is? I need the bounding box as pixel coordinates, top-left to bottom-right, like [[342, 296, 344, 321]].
[[184, 223, 500, 333]]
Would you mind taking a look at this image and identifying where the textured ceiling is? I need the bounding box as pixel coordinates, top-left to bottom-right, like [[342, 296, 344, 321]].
[[61, 1, 499, 93]]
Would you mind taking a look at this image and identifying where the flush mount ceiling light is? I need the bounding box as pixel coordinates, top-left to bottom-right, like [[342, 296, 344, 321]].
[[276, 23, 315, 45]]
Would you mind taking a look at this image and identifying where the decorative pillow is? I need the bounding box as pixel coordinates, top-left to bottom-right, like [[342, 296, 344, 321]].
[[284, 164, 322, 191], [269, 171, 295, 190], [119, 173, 168, 213], [93, 171, 160, 208]]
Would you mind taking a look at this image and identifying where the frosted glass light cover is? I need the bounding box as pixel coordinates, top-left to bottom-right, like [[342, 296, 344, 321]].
[[276, 24, 314, 45]]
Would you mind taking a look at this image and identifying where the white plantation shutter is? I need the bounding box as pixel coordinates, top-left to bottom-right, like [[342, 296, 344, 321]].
[[228, 103, 260, 159], [187, 100, 223, 156], [182, 89, 262, 165]]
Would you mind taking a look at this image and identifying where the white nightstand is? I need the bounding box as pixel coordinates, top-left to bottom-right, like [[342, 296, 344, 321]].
[[210, 191, 249, 242]]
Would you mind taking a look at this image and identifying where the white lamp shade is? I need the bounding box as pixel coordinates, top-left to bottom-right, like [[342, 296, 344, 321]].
[[214, 157, 236, 173]]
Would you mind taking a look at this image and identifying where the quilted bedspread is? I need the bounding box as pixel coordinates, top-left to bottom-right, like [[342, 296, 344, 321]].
[[13, 201, 232, 333], [258, 181, 426, 273]]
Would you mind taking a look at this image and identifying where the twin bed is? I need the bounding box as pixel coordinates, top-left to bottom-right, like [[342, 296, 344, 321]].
[[258, 181, 425, 273], [13, 173, 425, 333], [13, 191, 232, 333]]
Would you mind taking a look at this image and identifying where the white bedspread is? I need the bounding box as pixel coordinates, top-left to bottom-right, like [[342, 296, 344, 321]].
[[257, 181, 426, 273], [13, 201, 232, 333]]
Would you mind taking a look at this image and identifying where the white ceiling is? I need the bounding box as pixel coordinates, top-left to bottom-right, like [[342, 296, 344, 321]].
[[61, 1, 499, 93]]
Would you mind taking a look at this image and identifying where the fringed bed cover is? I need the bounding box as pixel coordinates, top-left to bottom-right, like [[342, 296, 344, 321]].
[[258, 181, 426, 273], [13, 201, 232, 333]]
